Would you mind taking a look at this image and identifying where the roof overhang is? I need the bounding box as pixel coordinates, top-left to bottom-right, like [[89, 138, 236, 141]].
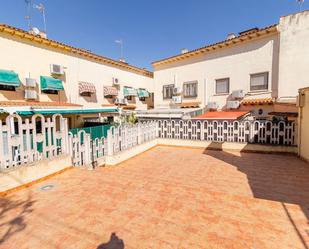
[[4, 107, 119, 116], [0, 24, 153, 78], [152, 24, 278, 68]]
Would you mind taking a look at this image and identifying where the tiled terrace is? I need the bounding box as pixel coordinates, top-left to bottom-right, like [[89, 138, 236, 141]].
[[1, 146, 309, 249]]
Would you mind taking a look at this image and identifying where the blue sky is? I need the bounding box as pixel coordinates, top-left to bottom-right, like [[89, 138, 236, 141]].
[[0, 0, 308, 70]]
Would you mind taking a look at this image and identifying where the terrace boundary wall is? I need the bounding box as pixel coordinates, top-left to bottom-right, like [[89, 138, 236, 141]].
[[0, 115, 300, 193]]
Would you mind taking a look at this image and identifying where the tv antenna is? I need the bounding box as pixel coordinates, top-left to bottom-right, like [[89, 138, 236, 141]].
[[24, 0, 32, 30], [33, 3, 47, 33], [115, 39, 124, 62], [297, 0, 305, 11]]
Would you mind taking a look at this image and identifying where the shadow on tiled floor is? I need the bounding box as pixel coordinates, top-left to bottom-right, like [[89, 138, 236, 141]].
[[205, 145, 309, 249], [96, 232, 124, 249]]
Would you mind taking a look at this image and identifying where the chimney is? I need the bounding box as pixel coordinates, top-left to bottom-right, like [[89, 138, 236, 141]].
[[226, 33, 236, 40], [181, 48, 189, 54]]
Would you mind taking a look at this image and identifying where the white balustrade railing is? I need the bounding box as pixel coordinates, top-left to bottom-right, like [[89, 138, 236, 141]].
[[0, 114, 69, 171], [157, 120, 297, 146], [68, 121, 157, 167], [0, 115, 297, 171], [107, 121, 157, 155]]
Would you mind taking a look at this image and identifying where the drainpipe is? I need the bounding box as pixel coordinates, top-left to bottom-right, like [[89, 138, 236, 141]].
[[298, 90, 303, 157]]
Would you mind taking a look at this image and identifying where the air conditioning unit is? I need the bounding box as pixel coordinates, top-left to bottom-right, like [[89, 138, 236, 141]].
[[232, 90, 245, 99], [227, 100, 240, 109], [172, 96, 182, 104], [113, 77, 120, 85], [173, 87, 182, 95], [50, 64, 64, 75], [25, 78, 36, 87], [207, 101, 218, 110], [114, 98, 127, 105], [24, 90, 37, 100]]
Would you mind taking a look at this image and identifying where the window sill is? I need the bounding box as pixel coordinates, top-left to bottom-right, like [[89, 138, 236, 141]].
[[213, 93, 230, 96], [183, 96, 198, 99], [247, 90, 271, 95]]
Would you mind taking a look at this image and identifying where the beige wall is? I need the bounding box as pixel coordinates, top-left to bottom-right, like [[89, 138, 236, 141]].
[[154, 33, 278, 109], [153, 11, 309, 110], [278, 11, 309, 101], [0, 33, 154, 110], [298, 89, 309, 162]]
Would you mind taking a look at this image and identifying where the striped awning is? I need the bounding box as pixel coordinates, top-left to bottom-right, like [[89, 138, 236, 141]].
[[79, 81, 96, 94], [104, 86, 118, 96]]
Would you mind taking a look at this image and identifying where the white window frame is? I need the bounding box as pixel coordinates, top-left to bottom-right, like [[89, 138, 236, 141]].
[[250, 72, 269, 91], [183, 81, 198, 98], [215, 78, 230, 95], [163, 84, 174, 99]]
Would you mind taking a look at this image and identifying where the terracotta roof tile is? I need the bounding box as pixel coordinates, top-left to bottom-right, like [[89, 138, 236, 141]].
[[0, 101, 81, 107], [241, 98, 274, 105], [122, 105, 136, 110], [176, 102, 201, 108], [0, 24, 153, 78], [152, 24, 278, 66]]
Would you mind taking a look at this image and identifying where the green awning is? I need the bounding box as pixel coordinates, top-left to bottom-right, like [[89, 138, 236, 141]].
[[17, 107, 119, 116], [137, 89, 150, 98], [123, 87, 137, 97], [0, 69, 21, 87], [40, 76, 64, 91]]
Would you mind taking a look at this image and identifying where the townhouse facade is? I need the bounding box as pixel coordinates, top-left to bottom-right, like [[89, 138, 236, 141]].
[[0, 24, 154, 129], [152, 11, 309, 120]]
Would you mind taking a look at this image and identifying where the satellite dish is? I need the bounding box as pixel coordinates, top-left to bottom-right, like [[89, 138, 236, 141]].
[[31, 27, 40, 35]]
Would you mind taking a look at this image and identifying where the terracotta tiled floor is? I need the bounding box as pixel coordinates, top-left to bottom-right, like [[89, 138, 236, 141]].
[[1, 146, 309, 249]]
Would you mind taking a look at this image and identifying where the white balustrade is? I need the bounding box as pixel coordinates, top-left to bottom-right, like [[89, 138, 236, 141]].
[[157, 120, 296, 146], [0, 114, 69, 171]]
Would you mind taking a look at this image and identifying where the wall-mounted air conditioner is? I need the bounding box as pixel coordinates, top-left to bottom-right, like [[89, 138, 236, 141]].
[[173, 87, 182, 95], [172, 96, 182, 104], [50, 64, 64, 75], [113, 77, 120, 85], [207, 101, 218, 110], [25, 78, 36, 87], [227, 100, 240, 109], [24, 90, 37, 100], [232, 90, 245, 99]]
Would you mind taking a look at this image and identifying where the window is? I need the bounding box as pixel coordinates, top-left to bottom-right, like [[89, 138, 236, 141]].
[[42, 89, 59, 95], [163, 84, 174, 99], [215, 78, 230, 94], [250, 72, 268, 91], [0, 85, 15, 91], [183, 81, 198, 98]]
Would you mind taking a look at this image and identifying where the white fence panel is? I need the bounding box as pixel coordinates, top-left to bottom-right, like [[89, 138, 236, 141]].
[[157, 120, 296, 146], [0, 114, 69, 171]]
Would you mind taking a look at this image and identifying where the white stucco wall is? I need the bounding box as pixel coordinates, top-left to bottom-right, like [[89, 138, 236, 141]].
[[153, 33, 279, 109], [0, 34, 154, 110], [278, 11, 309, 101]]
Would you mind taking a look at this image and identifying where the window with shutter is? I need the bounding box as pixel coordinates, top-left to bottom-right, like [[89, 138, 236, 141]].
[[250, 72, 268, 91], [215, 78, 230, 94]]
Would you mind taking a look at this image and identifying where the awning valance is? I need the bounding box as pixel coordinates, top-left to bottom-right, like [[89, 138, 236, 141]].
[[0, 69, 21, 87], [17, 107, 119, 116], [79, 81, 96, 94], [104, 86, 118, 96], [40, 76, 64, 91], [137, 89, 149, 98], [123, 87, 137, 97]]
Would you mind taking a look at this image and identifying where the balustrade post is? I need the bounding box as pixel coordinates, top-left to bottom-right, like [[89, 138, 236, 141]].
[[107, 128, 114, 156], [137, 123, 142, 144]]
